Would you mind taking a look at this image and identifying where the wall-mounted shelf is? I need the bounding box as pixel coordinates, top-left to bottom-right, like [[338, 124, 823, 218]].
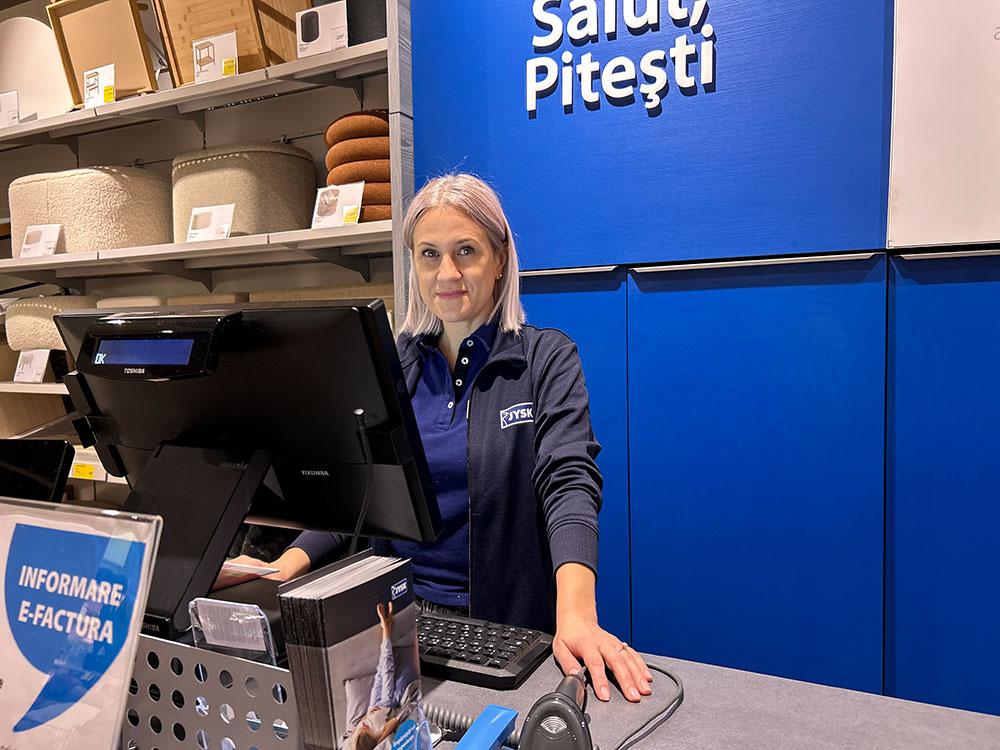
[[0, 382, 69, 395], [0, 221, 393, 289], [0, 39, 389, 151]]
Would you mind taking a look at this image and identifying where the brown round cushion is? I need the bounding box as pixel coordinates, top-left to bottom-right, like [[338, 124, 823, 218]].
[[324, 137, 390, 171], [362, 182, 392, 205], [361, 205, 392, 222], [327, 159, 391, 185], [324, 110, 389, 147]]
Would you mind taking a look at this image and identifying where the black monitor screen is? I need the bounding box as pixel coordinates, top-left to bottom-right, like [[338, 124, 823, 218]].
[[0, 440, 74, 503], [56, 301, 439, 543], [56, 301, 441, 635]]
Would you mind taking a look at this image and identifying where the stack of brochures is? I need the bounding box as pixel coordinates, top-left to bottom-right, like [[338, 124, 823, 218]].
[[279, 550, 430, 750]]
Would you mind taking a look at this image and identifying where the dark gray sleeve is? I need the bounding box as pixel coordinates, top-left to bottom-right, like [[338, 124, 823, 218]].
[[530, 340, 603, 576], [286, 531, 347, 569]]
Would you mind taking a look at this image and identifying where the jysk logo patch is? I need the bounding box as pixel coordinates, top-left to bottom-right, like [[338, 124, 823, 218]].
[[500, 402, 534, 429], [391, 579, 408, 600]]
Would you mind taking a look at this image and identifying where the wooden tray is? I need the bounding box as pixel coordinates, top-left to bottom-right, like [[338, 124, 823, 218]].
[[46, 0, 157, 105]]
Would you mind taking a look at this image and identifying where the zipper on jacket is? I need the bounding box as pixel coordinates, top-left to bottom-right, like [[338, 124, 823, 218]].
[[466, 386, 473, 618], [463, 362, 492, 619]]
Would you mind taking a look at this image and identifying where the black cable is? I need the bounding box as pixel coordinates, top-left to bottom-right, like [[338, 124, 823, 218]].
[[422, 662, 682, 749], [347, 408, 374, 556], [0, 281, 44, 296], [608, 663, 684, 750]]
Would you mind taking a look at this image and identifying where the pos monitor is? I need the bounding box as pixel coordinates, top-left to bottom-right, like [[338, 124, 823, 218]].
[[55, 300, 440, 635]]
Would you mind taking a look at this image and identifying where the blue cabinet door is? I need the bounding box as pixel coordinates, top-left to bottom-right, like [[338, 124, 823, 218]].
[[887, 256, 1000, 715], [521, 272, 630, 641], [628, 256, 886, 693]]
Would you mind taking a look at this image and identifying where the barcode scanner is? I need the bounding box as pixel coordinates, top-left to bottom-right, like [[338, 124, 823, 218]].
[[518, 669, 594, 750]]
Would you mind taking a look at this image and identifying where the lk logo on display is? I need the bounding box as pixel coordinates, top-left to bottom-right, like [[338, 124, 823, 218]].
[[527, 0, 717, 116]]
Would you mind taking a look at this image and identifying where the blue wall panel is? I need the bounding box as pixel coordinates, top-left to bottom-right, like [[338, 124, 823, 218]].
[[412, 1, 892, 269], [887, 256, 1000, 715], [627, 257, 886, 692], [521, 273, 630, 641]]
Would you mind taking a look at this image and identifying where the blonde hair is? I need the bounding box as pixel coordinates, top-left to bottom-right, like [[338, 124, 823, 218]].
[[400, 174, 526, 336]]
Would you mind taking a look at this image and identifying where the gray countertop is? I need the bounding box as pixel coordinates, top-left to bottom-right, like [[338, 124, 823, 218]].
[[422, 654, 1000, 749]]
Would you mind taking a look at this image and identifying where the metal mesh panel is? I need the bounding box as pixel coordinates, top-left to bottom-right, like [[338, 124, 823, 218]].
[[123, 635, 301, 750]]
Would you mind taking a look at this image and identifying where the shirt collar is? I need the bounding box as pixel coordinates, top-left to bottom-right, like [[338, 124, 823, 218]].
[[416, 318, 499, 357]]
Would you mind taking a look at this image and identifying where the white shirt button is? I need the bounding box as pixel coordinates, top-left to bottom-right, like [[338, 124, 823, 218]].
[[461, 357, 469, 365], [455, 379, 463, 387], [447, 401, 454, 409]]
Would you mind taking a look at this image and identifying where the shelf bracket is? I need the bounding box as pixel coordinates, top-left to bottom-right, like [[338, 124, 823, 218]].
[[298, 73, 364, 105], [43, 134, 80, 160], [170, 109, 206, 134], [130, 261, 213, 289], [301, 246, 372, 282]]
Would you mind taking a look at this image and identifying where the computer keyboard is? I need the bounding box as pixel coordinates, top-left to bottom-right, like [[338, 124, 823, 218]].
[[417, 611, 553, 689]]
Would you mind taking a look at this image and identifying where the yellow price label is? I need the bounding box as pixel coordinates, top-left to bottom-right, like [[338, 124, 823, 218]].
[[343, 205, 361, 225], [71, 463, 96, 480], [223, 58, 237, 77], [103, 86, 115, 103]]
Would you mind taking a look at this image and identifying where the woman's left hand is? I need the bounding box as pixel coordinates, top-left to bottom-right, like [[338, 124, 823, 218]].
[[553, 564, 653, 702], [553, 611, 653, 702]]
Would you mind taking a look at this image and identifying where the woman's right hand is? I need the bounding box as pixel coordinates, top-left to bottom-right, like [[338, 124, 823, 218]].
[[213, 548, 312, 590]]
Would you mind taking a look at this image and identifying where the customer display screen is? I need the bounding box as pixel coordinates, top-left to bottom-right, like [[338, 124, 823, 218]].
[[93, 338, 195, 366]]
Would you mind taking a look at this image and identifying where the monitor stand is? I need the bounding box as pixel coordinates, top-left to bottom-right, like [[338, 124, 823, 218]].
[[123, 443, 271, 637]]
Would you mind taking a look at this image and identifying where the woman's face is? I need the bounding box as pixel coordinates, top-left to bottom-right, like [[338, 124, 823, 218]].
[[412, 206, 505, 329]]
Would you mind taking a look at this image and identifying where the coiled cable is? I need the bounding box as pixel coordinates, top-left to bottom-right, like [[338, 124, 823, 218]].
[[420, 701, 521, 747]]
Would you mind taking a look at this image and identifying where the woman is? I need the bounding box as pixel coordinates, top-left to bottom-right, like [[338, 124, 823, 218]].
[[342, 602, 416, 750], [233, 174, 652, 702]]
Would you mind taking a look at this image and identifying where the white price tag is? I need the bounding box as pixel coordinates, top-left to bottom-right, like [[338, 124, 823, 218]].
[[312, 182, 364, 228], [296, 2, 348, 58], [193, 31, 238, 84], [0, 90, 18, 127], [20, 224, 62, 258], [14, 349, 50, 384], [83, 63, 115, 108], [187, 204, 235, 242]]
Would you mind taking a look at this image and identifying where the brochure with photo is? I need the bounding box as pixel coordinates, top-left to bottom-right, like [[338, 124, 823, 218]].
[[279, 551, 430, 750], [0, 497, 161, 747]]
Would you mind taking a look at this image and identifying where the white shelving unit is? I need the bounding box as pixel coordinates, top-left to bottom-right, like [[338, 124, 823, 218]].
[[0, 381, 68, 394], [0, 40, 390, 152], [0, 221, 394, 288], [0, 0, 413, 318], [0, 0, 415, 468]]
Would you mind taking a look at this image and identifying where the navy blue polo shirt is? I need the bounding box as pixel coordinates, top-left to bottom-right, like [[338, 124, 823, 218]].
[[390, 320, 498, 607]]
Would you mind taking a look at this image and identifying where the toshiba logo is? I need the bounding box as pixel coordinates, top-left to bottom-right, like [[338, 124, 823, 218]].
[[300, 469, 330, 477], [124, 368, 145, 374]]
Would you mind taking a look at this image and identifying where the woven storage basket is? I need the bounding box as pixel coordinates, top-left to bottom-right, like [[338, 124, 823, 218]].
[[249, 284, 394, 319], [172, 142, 316, 241], [8, 167, 171, 255], [5, 295, 98, 351]]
